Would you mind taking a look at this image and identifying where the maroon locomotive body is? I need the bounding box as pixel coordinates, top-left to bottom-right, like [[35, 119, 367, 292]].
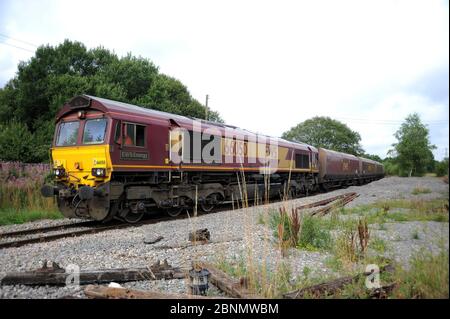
[[42, 95, 384, 222]]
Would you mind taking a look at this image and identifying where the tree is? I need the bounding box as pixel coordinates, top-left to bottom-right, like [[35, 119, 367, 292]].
[[0, 121, 36, 162], [435, 158, 449, 177], [282, 116, 364, 155], [382, 157, 400, 176], [389, 113, 435, 177], [0, 40, 223, 162], [362, 154, 383, 162]]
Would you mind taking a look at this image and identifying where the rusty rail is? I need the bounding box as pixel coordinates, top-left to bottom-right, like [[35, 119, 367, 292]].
[[310, 192, 359, 216], [0, 215, 182, 249], [283, 264, 395, 299], [0, 223, 137, 249], [295, 192, 357, 212], [0, 220, 99, 238]]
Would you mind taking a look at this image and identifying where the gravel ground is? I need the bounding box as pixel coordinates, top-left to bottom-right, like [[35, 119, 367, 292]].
[[370, 221, 449, 268], [0, 176, 448, 299]]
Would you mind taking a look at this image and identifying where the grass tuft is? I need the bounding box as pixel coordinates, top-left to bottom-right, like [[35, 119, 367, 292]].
[[0, 208, 62, 225], [393, 250, 449, 299], [411, 187, 432, 195], [269, 208, 332, 251]]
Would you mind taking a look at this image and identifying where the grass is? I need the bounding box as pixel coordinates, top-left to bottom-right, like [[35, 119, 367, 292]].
[[310, 250, 449, 299], [411, 187, 432, 195], [268, 208, 333, 251], [0, 162, 59, 225], [378, 222, 387, 230], [369, 237, 389, 253], [214, 254, 297, 298], [339, 198, 449, 224], [228, 172, 448, 299], [0, 208, 63, 225], [229, 198, 448, 298], [392, 250, 449, 299], [325, 255, 343, 272], [327, 218, 370, 268]]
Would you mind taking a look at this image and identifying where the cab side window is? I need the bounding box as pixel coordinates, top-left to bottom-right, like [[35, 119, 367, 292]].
[[123, 123, 146, 147], [114, 121, 121, 143]]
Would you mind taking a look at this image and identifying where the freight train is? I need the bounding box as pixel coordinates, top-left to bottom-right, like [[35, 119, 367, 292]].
[[41, 95, 384, 223]]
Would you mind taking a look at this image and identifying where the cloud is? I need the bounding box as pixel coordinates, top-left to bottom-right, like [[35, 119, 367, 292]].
[[0, 0, 448, 159]]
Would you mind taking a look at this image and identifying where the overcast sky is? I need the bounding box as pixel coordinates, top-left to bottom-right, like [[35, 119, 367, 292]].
[[0, 0, 448, 160]]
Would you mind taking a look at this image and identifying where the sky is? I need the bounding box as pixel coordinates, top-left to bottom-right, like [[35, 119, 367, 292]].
[[0, 0, 448, 160]]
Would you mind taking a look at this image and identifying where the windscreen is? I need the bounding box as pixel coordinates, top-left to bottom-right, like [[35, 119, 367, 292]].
[[83, 118, 107, 144], [56, 121, 80, 146]]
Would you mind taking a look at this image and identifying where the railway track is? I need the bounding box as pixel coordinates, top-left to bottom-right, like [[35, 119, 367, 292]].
[[0, 220, 99, 238], [0, 216, 174, 250], [0, 206, 215, 249], [0, 192, 358, 250]]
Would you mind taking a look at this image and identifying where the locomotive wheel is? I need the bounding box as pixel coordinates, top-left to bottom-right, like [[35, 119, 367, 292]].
[[116, 198, 144, 223], [166, 207, 184, 217], [200, 201, 214, 212], [200, 193, 222, 212], [123, 209, 145, 223]]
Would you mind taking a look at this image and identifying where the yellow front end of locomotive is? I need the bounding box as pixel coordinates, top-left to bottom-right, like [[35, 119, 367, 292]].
[[51, 145, 113, 188]]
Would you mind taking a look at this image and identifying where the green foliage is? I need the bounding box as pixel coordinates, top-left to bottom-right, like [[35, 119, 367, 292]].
[[369, 237, 388, 253], [435, 157, 449, 177], [298, 215, 333, 250], [362, 153, 383, 162], [393, 250, 449, 299], [282, 116, 364, 155], [0, 121, 38, 162], [215, 254, 296, 298], [269, 210, 332, 251], [389, 113, 436, 177], [0, 208, 62, 225], [342, 198, 449, 224], [0, 39, 223, 162], [383, 157, 400, 176], [0, 162, 58, 220], [411, 187, 431, 195]]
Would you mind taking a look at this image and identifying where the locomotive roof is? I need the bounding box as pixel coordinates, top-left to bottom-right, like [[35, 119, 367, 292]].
[[57, 95, 316, 152]]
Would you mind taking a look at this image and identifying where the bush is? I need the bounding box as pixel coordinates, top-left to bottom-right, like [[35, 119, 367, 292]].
[[435, 158, 449, 177], [384, 160, 400, 176], [270, 209, 332, 251], [0, 121, 53, 163], [299, 215, 333, 250], [0, 162, 57, 214], [0, 122, 35, 162]]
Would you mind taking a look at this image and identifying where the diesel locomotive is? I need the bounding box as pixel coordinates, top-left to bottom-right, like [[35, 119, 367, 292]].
[[41, 95, 384, 223]]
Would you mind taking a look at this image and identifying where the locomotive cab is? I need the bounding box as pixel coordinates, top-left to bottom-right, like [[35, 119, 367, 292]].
[[42, 96, 114, 221]]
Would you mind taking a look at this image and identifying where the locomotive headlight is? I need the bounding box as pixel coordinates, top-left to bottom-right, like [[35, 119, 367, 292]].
[[91, 168, 106, 178], [53, 168, 66, 178]]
